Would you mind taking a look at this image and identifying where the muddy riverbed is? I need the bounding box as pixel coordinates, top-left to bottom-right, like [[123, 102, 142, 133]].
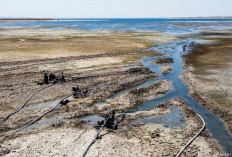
[[0, 28, 231, 156], [0, 98, 223, 157]]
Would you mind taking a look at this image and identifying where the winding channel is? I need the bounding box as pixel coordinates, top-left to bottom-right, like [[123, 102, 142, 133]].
[[125, 39, 232, 154]]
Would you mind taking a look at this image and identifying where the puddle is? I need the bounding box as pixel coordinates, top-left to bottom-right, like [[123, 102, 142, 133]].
[[81, 115, 104, 123], [132, 106, 186, 129], [18, 114, 105, 132], [21, 113, 68, 131], [81, 115, 105, 127]]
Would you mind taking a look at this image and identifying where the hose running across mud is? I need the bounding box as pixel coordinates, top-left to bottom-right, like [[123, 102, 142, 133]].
[[0, 73, 61, 122], [81, 113, 126, 157], [0, 91, 81, 137], [176, 113, 206, 157]]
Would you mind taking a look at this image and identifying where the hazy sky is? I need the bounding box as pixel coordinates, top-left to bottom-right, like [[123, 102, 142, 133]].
[[1, 0, 232, 18]]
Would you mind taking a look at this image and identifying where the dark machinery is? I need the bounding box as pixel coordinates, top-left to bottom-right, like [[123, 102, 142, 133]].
[[59, 72, 66, 82], [95, 111, 125, 130], [38, 72, 66, 85], [49, 73, 56, 82], [44, 73, 49, 84], [60, 99, 69, 105], [72, 85, 88, 98], [72, 85, 80, 98]]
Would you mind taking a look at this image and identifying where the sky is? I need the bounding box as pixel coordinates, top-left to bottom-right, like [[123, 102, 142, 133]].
[[0, 0, 232, 18]]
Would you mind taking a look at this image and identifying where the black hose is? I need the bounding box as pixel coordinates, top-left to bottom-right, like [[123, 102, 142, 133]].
[[114, 114, 126, 125], [176, 113, 205, 157], [15, 94, 72, 133], [81, 113, 126, 157], [81, 112, 113, 157], [0, 73, 61, 122], [0, 91, 82, 137]]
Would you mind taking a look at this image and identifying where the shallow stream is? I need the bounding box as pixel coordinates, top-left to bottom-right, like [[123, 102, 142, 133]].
[[131, 39, 232, 154]]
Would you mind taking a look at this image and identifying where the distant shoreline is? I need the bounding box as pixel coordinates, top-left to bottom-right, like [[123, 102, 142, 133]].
[[1, 17, 232, 21], [0, 18, 55, 21]]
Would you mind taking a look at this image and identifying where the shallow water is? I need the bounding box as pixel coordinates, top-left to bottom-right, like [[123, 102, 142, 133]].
[[22, 99, 62, 111], [81, 115, 105, 127], [1, 18, 232, 34], [124, 39, 232, 154], [20, 114, 105, 131], [21, 113, 68, 131], [133, 106, 186, 129]]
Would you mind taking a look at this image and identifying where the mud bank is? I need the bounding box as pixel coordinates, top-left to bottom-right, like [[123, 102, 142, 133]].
[[159, 65, 172, 74], [95, 80, 171, 115], [0, 65, 158, 133], [180, 65, 232, 136], [59, 79, 171, 121], [181, 34, 232, 135]]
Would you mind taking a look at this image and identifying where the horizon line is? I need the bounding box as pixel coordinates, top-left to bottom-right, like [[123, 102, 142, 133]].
[[1, 16, 232, 19]]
